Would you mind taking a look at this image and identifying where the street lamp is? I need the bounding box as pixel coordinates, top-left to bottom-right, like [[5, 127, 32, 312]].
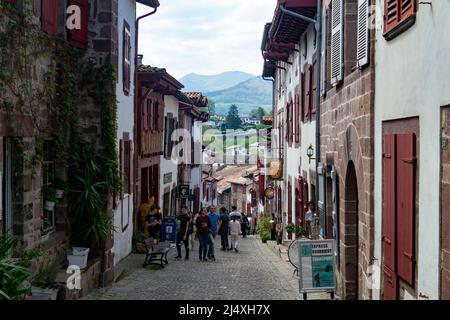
[[307, 144, 316, 164]]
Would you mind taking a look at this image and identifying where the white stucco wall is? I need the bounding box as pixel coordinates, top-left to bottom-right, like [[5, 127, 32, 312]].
[[277, 23, 317, 229], [374, 0, 450, 300], [113, 0, 136, 266], [159, 95, 179, 213]]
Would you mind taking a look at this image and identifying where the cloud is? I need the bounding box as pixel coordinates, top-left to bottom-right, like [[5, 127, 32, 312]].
[[137, 0, 275, 79]]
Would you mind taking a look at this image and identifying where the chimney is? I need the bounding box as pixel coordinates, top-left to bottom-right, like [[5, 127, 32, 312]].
[[137, 54, 143, 66]]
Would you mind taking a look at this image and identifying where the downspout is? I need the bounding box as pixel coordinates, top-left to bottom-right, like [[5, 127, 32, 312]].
[[279, 1, 322, 234], [133, 6, 158, 234], [262, 76, 275, 216]]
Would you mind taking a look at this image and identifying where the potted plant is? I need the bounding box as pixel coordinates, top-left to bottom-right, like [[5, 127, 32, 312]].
[[66, 247, 90, 269], [29, 257, 61, 300], [286, 224, 296, 239], [134, 231, 147, 254], [54, 180, 68, 199], [42, 185, 58, 211]]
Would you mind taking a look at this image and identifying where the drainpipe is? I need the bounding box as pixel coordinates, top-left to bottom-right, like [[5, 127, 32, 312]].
[[262, 76, 275, 216], [279, 1, 322, 222], [133, 5, 158, 234]]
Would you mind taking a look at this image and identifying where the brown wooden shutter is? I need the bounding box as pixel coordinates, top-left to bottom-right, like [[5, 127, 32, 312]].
[[396, 133, 416, 286], [303, 180, 309, 223], [382, 134, 397, 271], [68, 0, 88, 49], [300, 72, 305, 123], [289, 100, 293, 145], [41, 0, 58, 35]]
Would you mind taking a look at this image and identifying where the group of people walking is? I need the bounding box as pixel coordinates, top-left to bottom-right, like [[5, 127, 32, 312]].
[[175, 205, 250, 262]]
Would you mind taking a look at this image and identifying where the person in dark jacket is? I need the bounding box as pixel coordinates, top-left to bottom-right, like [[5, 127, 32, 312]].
[[241, 213, 249, 238], [217, 207, 230, 251], [195, 208, 211, 262]]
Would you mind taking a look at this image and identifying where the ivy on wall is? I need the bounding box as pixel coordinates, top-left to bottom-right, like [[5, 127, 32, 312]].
[[0, 2, 120, 252]]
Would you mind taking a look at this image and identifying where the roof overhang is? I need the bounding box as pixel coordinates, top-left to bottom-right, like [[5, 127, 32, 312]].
[[136, 0, 160, 8], [138, 71, 183, 95], [269, 0, 317, 46]]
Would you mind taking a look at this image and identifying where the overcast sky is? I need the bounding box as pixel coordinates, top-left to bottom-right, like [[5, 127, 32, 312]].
[[136, 0, 275, 80]]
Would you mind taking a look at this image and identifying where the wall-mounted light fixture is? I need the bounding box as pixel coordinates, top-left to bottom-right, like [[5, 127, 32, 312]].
[[307, 144, 315, 164]]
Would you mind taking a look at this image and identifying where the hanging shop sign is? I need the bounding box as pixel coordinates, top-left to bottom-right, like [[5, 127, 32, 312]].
[[178, 184, 190, 198], [298, 239, 336, 294], [264, 187, 275, 200]]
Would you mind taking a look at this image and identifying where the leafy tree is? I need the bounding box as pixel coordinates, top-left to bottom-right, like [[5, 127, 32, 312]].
[[207, 99, 216, 116], [225, 104, 242, 130], [249, 107, 267, 121]]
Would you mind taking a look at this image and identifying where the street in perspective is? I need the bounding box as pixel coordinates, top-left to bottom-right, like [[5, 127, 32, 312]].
[[0, 0, 449, 304]]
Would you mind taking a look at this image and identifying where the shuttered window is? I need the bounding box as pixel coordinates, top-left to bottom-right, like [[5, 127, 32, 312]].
[[330, 0, 343, 86], [285, 101, 290, 144], [41, 0, 58, 35], [123, 20, 131, 95], [298, 177, 304, 225], [289, 100, 293, 145], [321, 8, 328, 96], [382, 132, 416, 299], [357, 0, 369, 67], [385, 0, 416, 35], [67, 0, 88, 49], [288, 180, 292, 225], [300, 72, 305, 123]]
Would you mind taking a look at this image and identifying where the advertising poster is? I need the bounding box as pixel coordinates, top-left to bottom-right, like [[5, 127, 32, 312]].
[[162, 216, 177, 244], [299, 240, 336, 293]]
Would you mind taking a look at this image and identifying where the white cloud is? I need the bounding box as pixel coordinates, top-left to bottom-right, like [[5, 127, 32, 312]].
[[137, 0, 275, 79]]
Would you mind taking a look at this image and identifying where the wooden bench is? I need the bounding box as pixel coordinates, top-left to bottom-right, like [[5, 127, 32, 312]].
[[143, 239, 171, 269]]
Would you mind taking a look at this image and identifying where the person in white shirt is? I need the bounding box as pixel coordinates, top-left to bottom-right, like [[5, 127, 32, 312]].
[[305, 202, 316, 239], [229, 216, 241, 252], [229, 205, 242, 222]]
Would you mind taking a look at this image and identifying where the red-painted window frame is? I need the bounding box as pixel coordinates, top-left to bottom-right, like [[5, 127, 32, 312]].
[[311, 61, 317, 115], [295, 94, 300, 144]]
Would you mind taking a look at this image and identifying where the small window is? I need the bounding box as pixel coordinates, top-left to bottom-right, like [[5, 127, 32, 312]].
[[123, 20, 131, 95]]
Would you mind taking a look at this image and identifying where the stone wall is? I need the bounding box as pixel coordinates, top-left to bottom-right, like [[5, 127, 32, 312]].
[[320, 8, 375, 299]]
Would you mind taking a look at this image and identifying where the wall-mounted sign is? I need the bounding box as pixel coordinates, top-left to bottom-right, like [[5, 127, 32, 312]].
[[163, 172, 172, 184], [162, 216, 176, 244], [264, 187, 275, 200], [179, 184, 190, 199], [268, 159, 283, 180], [298, 240, 336, 294]]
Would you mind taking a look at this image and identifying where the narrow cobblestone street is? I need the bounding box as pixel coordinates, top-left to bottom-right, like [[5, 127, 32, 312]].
[[85, 236, 300, 300]]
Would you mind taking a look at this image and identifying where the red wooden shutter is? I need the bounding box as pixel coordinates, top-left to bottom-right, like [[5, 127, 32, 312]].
[[396, 133, 416, 286], [290, 101, 293, 145], [68, 0, 88, 48], [383, 265, 398, 300], [299, 177, 304, 225], [288, 180, 292, 225], [41, 0, 58, 35], [382, 134, 396, 271], [400, 0, 415, 20], [295, 94, 300, 144], [385, 0, 399, 33], [304, 65, 311, 121], [311, 61, 317, 115], [303, 180, 309, 226]]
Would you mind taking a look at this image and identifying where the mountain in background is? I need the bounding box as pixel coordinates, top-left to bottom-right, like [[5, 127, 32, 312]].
[[179, 71, 255, 93], [207, 76, 272, 115]]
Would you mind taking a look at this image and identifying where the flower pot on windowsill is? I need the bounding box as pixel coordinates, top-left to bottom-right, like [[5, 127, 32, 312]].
[[55, 189, 64, 199], [28, 287, 58, 300], [66, 247, 89, 269], [44, 201, 56, 211]]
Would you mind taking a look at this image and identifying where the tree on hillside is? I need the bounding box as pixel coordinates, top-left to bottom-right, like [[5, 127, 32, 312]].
[[207, 99, 216, 116], [249, 107, 267, 121], [225, 104, 242, 130]]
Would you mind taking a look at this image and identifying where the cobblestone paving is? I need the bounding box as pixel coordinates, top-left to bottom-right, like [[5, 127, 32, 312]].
[[85, 236, 301, 300]]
